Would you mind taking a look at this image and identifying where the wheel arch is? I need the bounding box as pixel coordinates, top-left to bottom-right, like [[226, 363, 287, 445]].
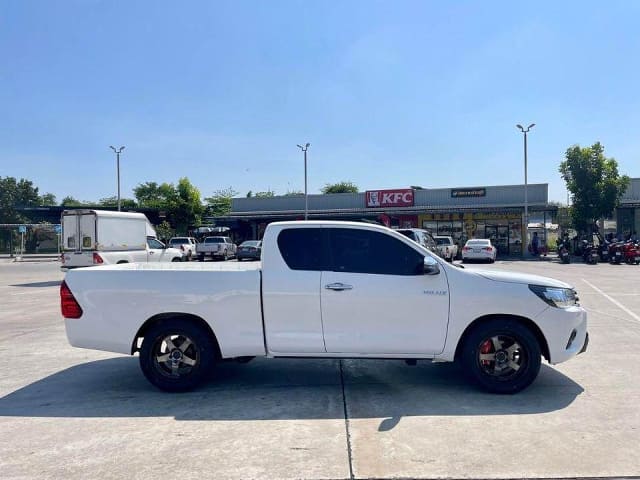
[[131, 312, 222, 359], [453, 314, 550, 362]]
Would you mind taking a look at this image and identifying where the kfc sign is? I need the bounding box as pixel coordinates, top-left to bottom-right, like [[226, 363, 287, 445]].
[[366, 189, 415, 208]]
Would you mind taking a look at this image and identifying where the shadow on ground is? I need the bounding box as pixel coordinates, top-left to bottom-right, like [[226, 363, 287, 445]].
[[9, 280, 61, 288], [0, 357, 583, 424]]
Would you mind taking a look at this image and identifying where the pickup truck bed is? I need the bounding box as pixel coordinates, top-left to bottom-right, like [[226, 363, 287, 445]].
[[64, 262, 264, 358]]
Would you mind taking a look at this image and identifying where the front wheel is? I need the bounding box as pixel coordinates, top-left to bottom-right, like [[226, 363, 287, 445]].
[[171, 257, 182, 262], [460, 319, 541, 394], [139, 319, 216, 392]]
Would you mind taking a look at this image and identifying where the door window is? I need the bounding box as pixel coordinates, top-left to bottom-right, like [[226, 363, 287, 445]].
[[328, 228, 423, 276], [147, 238, 165, 249], [277, 228, 328, 271]]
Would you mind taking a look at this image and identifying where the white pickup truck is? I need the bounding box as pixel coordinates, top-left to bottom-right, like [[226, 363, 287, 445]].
[[434, 235, 459, 261], [197, 236, 237, 261], [62, 221, 588, 394]]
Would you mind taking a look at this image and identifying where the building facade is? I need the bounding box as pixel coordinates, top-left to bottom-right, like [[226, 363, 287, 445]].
[[212, 183, 555, 256]]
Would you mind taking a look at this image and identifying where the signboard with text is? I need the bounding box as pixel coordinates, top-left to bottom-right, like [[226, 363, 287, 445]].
[[451, 188, 486, 198], [366, 189, 415, 208]]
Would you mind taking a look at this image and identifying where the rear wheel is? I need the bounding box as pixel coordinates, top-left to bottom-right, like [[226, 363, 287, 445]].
[[461, 319, 541, 394], [139, 319, 216, 392], [171, 257, 182, 262]]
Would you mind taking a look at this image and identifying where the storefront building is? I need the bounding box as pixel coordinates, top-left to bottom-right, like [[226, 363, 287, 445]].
[[616, 178, 640, 237], [211, 183, 555, 257]]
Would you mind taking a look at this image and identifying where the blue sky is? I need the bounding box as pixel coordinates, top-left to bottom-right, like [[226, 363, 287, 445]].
[[2, 0, 639, 203]]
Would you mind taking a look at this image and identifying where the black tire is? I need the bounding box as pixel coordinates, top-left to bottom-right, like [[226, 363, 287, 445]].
[[171, 257, 182, 262], [198, 254, 205, 262], [117, 260, 128, 264], [139, 319, 216, 392], [460, 319, 541, 394]]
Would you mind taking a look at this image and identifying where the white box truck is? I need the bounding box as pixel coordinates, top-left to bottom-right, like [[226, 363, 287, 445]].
[[60, 209, 183, 269]]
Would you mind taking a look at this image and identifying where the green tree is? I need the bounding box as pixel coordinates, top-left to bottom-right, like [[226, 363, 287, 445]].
[[254, 190, 275, 198], [97, 196, 137, 209], [559, 142, 630, 232], [133, 182, 177, 209], [134, 178, 203, 234], [321, 181, 359, 194], [0, 176, 41, 223], [155, 220, 175, 243], [39, 193, 57, 206], [61, 196, 87, 207], [204, 187, 238, 216], [170, 177, 203, 233]]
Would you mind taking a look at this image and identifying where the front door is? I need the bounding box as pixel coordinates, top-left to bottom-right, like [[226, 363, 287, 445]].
[[486, 225, 509, 255], [321, 228, 450, 355]]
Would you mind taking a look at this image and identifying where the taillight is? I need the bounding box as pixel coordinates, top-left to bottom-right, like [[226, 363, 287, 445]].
[[482, 247, 493, 251], [93, 252, 103, 264], [463, 246, 470, 251], [60, 281, 83, 319]]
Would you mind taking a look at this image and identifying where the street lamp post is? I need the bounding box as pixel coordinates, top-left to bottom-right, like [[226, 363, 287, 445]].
[[109, 146, 125, 211], [296, 143, 311, 220], [516, 124, 535, 254]]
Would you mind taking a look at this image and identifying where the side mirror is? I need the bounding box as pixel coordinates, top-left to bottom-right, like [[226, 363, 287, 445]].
[[423, 256, 440, 275]]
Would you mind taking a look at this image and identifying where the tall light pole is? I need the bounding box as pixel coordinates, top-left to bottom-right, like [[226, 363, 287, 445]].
[[109, 146, 125, 211], [297, 143, 311, 220], [516, 124, 535, 253]]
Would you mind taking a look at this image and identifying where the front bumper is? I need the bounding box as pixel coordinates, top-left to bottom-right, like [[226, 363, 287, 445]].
[[536, 305, 588, 364]]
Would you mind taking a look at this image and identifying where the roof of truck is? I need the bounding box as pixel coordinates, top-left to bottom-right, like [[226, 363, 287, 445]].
[[62, 209, 149, 220]]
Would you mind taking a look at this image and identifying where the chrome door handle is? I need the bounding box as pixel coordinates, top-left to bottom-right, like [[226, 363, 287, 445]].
[[325, 282, 353, 291]]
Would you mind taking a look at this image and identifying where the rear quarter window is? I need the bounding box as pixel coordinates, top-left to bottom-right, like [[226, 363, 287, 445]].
[[277, 228, 328, 271]]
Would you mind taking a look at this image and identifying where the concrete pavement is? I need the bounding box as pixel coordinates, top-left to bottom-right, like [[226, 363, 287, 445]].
[[1, 260, 639, 479]]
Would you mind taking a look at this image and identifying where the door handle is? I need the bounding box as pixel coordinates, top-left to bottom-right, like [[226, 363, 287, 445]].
[[325, 282, 353, 291]]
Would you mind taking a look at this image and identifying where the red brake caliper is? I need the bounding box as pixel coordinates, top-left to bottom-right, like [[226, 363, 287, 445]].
[[480, 339, 493, 365]]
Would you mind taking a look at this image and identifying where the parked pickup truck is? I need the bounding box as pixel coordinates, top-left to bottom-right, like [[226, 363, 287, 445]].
[[168, 237, 198, 261], [433, 235, 458, 262], [62, 221, 588, 394], [197, 236, 237, 261]]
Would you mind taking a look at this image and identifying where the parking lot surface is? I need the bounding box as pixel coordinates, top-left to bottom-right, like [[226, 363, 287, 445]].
[[1, 258, 639, 479]]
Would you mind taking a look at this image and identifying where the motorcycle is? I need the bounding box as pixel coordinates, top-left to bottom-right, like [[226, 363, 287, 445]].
[[609, 242, 624, 264], [622, 241, 640, 265], [581, 239, 598, 265], [557, 240, 571, 264]]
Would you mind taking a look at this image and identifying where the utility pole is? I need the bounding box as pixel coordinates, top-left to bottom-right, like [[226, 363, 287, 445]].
[[516, 124, 535, 254], [109, 146, 125, 211], [296, 143, 311, 220]]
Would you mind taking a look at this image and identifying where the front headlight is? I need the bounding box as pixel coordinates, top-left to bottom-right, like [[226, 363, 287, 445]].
[[528, 285, 578, 308]]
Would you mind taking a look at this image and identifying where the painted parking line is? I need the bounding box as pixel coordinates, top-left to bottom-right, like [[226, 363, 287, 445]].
[[582, 278, 640, 323]]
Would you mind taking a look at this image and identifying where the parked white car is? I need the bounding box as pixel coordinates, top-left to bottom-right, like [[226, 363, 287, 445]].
[[62, 221, 587, 394], [168, 237, 198, 261], [462, 239, 497, 263], [434, 235, 458, 261]]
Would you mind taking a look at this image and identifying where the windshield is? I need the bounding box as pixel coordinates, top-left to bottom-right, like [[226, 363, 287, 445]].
[[205, 237, 224, 244], [435, 238, 451, 246], [169, 238, 187, 245]]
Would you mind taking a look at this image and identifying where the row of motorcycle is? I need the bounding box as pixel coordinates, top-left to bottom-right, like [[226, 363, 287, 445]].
[[557, 235, 640, 265]]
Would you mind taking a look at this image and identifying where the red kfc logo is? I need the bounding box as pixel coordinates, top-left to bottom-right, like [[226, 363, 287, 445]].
[[366, 189, 414, 207]]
